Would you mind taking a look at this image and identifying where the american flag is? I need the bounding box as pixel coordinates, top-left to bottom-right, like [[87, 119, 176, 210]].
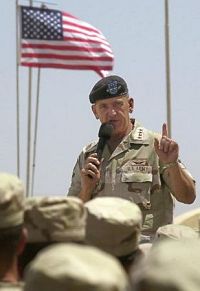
[[20, 6, 114, 77]]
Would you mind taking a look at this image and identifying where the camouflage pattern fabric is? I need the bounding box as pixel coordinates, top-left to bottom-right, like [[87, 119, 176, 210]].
[[154, 223, 198, 243], [85, 197, 142, 256], [24, 243, 129, 291], [0, 173, 25, 229], [131, 239, 200, 291], [24, 196, 87, 242]]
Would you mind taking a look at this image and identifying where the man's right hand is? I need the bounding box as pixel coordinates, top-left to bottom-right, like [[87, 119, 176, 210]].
[[79, 153, 101, 202]]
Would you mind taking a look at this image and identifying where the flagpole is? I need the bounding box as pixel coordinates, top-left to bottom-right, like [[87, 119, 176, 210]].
[[164, 0, 172, 137], [31, 3, 47, 196], [26, 71, 32, 197], [31, 68, 41, 196], [26, 0, 33, 196], [16, 0, 20, 177]]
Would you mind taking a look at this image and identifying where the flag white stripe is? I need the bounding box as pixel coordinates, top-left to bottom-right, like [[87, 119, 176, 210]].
[[63, 31, 109, 46], [21, 47, 114, 58]]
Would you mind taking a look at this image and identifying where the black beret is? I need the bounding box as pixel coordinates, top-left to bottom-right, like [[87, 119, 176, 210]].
[[89, 75, 128, 104]]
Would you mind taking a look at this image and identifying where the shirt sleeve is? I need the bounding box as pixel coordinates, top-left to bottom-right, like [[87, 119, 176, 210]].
[[161, 160, 195, 197], [66, 141, 99, 196], [67, 154, 83, 197]]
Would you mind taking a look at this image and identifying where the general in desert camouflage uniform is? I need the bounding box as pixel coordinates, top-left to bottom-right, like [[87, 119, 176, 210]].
[[67, 75, 196, 238]]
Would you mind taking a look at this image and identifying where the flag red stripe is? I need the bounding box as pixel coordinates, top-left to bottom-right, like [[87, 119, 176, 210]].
[[21, 43, 113, 54], [21, 53, 113, 61], [21, 42, 110, 50]]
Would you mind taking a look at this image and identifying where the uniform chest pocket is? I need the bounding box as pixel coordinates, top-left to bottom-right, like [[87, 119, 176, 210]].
[[120, 170, 153, 208]]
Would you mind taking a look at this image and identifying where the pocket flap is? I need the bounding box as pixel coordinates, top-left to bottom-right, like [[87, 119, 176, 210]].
[[121, 172, 153, 183]]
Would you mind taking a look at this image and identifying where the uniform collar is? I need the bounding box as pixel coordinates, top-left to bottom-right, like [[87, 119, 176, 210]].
[[129, 120, 150, 145], [84, 120, 150, 157], [108, 120, 150, 160]]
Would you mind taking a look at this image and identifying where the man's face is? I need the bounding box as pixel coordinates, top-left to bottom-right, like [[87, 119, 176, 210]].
[[92, 95, 133, 137]]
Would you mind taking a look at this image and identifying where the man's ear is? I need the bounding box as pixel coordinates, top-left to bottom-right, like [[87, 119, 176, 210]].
[[91, 104, 99, 119], [128, 98, 134, 113]]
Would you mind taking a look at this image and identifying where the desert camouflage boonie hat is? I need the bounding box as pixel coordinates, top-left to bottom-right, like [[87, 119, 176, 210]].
[[24, 243, 129, 291], [24, 196, 87, 243], [0, 282, 24, 290], [131, 239, 200, 291], [85, 197, 142, 257], [0, 173, 25, 229], [154, 223, 198, 243]]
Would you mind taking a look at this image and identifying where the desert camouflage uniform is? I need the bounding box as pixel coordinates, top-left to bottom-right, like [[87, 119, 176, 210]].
[[67, 121, 193, 237]]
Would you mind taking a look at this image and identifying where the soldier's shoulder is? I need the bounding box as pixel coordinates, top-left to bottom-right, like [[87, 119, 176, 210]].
[[132, 122, 161, 143], [82, 140, 98, 154]]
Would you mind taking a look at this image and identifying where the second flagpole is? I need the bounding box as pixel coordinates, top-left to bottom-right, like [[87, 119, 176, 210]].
[[164, 0, 172, 138]]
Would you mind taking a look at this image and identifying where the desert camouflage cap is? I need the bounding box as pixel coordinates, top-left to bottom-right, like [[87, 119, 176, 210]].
[[24, 196, 87, 243], [131, 239, 200, 291], [154, 223, 198, 243], [0, 173, 25, 229], [85, 197, 142, 257], [0, 282, 24, 290], [24, 243, 129, 291]]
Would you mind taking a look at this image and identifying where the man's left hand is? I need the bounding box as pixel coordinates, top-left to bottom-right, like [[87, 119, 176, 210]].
[[154, 123, 179, 164]]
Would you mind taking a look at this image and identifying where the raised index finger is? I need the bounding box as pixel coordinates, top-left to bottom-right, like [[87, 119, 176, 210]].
[[162, 123, 168, 137]]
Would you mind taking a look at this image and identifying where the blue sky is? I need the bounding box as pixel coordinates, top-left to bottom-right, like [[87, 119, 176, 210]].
[[1, 0, 199, 215]]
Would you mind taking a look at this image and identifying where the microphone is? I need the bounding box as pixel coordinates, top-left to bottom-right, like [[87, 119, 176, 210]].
[[96, 123, 113, 160], [87, 123, 113, 179]]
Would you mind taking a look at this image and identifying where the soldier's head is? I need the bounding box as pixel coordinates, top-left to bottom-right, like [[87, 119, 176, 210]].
[[85, 197, 143, 272], [0, 173, 26, 265], [89, 75, 134, 138], [19, 196, 87, 276], [153, 223, 198, 244], [130, 238, 200, 291], [24, 243, 129, 291]]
